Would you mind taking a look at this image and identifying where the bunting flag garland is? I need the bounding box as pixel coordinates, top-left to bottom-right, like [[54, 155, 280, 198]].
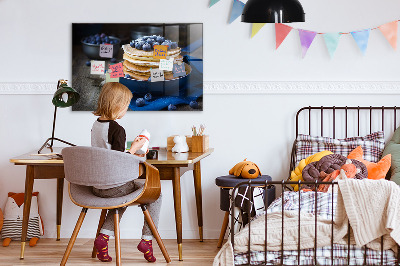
[[298, 29, 317, 58], [251, 23, 266, 38], [211, 5, 400, 57], [229, 0, 245, 24], [378, 21, 398, 50], [323, 33, 341, 58], [275, 23, 293, 49], [209, 0, 220, 7], [351, 29, 370, 55]]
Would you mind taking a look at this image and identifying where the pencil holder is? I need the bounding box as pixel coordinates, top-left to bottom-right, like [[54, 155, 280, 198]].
[[191, 135, 209, 153]]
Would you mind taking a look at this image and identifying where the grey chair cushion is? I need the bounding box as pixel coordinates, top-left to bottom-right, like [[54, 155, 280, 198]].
[[69, 180, 145, 208], [62, 146, 145, 188]]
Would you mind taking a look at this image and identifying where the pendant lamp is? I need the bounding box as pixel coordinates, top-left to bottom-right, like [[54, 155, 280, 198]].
[[242, 0, 305, 23], [38, 79, 80, 154]]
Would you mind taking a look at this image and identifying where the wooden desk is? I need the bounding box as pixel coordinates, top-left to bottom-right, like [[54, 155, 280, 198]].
[[10, 147, 213, 261]]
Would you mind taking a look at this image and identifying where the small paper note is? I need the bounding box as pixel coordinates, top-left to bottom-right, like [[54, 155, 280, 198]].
[[109, 63, 124, 78], [99, 44, 113, 58], [106, 72, 120, 82], [150, 69, 165, 82], [91, 61, 105, 75], [159, 58, 174, 71], [173, 64, 186, 77], [153, 45, 168, 59]]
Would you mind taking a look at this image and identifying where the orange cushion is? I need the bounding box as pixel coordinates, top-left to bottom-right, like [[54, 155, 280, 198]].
[[347, 146, 391, 180]]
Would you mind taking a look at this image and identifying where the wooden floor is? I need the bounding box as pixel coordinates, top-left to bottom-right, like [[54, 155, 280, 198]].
[[0, 239, 221, 265]]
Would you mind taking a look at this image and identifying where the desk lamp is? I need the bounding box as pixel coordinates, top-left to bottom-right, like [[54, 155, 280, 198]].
[[38, 79, 80, 154], [241, 0, 305, 23]]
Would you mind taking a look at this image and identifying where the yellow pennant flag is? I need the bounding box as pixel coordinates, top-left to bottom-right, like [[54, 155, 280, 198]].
[[251, 23, 266, 38]]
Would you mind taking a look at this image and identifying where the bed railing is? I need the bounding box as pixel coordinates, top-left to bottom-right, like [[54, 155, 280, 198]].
[[230, 180, 400, 266], [289, 106, 400, 185]]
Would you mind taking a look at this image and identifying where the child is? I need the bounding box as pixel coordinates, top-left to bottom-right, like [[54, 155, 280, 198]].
[[91, 82, 162, 263]]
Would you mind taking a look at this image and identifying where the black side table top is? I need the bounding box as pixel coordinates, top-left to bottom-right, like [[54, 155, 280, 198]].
[[215, 175, 272, 188]]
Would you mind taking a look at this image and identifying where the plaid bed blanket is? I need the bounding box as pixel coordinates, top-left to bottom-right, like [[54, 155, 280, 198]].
[[234, 191, 397, 265]]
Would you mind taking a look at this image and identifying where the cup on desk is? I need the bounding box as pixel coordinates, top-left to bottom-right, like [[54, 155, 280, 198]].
[[146, 150, 158, 160]]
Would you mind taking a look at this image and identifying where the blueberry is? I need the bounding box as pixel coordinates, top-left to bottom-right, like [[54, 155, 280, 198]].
[[124, 74, 131, 79], [161, 41, 170, 50], [156, 36, 165, 43], [100, 33, 106, 38], [153, 42, 160, 46], [130, 41, 135, 48], [110, 58, 117, 63], [146, 38, 153, 44], [135, 41, 145, 50], [142, 43, 152, 52], [189, 101, 199, 109], [95, 33, 100, 37], [170, 42, 178, 49], [90, 40, 96, 44], [85, 60, 91, 66], [144, 93, 152, 101], [105, 37, 110, 42], [136, 98, 145, 107], [168, 104, 177, 111]]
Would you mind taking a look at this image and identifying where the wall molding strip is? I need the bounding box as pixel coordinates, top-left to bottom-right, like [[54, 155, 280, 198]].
[[0, 81, 399, 95]]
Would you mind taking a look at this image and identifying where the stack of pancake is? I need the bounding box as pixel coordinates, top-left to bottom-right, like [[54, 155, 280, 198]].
[[122, 44, 184, 81]]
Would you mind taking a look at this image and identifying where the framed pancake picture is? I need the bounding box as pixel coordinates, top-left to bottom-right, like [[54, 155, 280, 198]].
[[72, 23, 203, 111]]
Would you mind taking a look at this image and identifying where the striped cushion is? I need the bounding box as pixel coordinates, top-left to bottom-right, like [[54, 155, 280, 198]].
[[1, 217, 40, 240], [295, 131, 385, 167]]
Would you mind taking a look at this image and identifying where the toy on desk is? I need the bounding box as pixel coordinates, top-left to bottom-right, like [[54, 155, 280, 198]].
[[135, 129, 150, 155], [229, 159, 261, 179], [172, 135, 189, 153], [1, 192, 44, 247]]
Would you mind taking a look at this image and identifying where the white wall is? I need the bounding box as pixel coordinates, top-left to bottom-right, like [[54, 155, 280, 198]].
[[1, 0, 400, 239]]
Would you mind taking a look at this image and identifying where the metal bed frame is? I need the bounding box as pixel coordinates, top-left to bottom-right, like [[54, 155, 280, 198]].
[[230, 106, 400, 266]]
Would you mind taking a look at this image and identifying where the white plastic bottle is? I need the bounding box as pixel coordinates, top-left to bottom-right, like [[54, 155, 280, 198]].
[[136, 129, 150, 154]]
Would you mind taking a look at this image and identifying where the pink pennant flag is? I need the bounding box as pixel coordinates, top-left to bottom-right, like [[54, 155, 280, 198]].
[[275, 23, 293, 49], [378, 21, 398, 50], [298, 29, 317, 58]]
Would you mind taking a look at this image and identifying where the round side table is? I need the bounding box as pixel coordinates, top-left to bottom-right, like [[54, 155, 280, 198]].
[[215, 175, 275, 248]]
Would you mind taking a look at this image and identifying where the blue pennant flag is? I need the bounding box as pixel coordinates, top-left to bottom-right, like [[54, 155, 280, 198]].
[[323, 33, 341, 58], [229, 0, 245, 24], [351, 29, 370, 55], [209, 0, 220, 7]]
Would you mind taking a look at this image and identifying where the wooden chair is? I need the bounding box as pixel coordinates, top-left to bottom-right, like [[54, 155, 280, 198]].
[[60, 146, 171, 265]]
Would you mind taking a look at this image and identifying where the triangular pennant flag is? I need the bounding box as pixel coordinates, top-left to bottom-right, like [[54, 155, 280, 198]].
[[351, 29, 370, 55], [378, 21, 398, 50], [275, 23, 293, 49], [298, 29, 317, 58], [229, 0, 245, 24], [323, 33, 341, 58], [251, 23, 266, 38], [209, 0, 220, 7]]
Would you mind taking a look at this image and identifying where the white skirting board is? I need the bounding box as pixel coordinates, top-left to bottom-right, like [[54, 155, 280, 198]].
[[0, 81, 400, 95]]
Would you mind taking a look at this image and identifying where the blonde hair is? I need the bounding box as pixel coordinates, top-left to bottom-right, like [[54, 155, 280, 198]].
[[93, 82, 133, 120]]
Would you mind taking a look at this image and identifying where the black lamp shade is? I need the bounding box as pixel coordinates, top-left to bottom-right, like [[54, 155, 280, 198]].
[[52, 84, 80, 108], [242, 0, 305, 23]]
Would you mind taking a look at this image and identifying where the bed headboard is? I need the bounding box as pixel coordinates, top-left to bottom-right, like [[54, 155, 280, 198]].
[[290, 106, 400, 178]]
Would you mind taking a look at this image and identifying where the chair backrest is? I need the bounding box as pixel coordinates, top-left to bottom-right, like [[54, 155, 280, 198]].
[[62, 146, 145, 187]]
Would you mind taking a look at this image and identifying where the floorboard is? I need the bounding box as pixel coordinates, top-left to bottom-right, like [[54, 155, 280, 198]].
[[0, 239, 222, 265]]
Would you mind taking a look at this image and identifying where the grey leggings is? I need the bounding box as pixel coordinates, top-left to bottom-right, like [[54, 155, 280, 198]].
[[92, 180, 162, 240]]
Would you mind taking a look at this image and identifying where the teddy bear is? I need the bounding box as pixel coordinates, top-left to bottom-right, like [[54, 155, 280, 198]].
[[229, 159, 261, 179], [172, 135, 189, 153], [1, 192, 44, 247]]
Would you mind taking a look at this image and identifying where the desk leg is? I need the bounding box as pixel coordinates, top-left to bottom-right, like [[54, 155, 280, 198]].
[[56, 178, 64, 241], [172, 167, 183, 261], [20, 165, 34, 259], [193, 161, 203, 242]]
